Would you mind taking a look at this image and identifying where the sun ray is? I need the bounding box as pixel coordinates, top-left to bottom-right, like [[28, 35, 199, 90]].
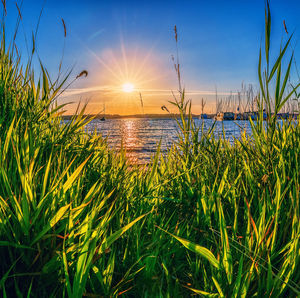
[[87, 47, 121, 82], [109, 49, 126, 82], [120, 38, 129, 80], [132, 43, 158, 81]]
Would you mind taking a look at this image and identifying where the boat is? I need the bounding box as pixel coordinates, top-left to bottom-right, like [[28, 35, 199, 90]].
[[100, 103, 106, 121], [214, 112, 236, 121], [223, 112, 235, 120]]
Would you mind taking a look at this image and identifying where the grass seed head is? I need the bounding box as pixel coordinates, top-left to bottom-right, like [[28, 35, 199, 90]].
[[61, 18, 67, 37], [76, 70, 88, 79]]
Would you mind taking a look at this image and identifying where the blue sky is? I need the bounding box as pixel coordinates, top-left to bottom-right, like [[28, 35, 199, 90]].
[[2, 0, 300, 114]]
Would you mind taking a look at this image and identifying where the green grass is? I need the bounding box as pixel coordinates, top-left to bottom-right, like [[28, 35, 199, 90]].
[[0, 1, 299, 297]]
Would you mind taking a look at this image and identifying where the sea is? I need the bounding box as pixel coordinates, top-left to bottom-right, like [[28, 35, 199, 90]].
[[85, 118, 253, 163]]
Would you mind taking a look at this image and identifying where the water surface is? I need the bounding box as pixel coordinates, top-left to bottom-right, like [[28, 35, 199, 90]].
[[86, 118, 253, 163]]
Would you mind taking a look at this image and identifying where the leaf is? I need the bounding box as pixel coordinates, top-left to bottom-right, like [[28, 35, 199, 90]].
[[62, 251, 72, 297], [278, 54, 293, 105], [265, 0, 271, 64], [157, 226, 219, 269], [217, 198, 233, 284], [212, 276, 225, 297], [268, 34, 293, 82], [31, 203, 71, 245], [232, 256, 244, 298], [62, 155, 91, 194], [0, 241, 35, 250], [2, 117, 15, 163], [99, 213, 147, 254], [185, 286, 219, 297]]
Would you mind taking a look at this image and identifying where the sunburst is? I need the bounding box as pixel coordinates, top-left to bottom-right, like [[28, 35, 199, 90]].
[[122, 83, 135, 93]]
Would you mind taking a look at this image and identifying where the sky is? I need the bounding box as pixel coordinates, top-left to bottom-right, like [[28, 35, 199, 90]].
[[2, 0, 300, 115]]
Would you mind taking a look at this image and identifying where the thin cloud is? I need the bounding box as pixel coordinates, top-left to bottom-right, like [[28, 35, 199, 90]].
[[61, 85, 116, 97], [61, 86, 238, 98], [88, 28, 105, 41]]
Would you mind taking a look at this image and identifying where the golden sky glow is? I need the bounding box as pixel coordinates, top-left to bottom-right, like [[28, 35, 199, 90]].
[[58, 44, 238, 115], [59, 43, 176, 115]]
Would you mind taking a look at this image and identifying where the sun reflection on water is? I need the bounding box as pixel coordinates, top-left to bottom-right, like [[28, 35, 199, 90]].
[[121, 120, 139, 149]]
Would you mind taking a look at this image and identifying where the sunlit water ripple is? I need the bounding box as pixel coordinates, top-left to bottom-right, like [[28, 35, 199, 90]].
[[85, 118, 253, 163]]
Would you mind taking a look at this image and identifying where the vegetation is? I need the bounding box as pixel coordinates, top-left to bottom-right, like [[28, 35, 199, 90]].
[[0, 1, 299, 297]]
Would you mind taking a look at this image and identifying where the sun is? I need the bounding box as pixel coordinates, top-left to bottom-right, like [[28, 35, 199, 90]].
[[122, 82, 135, 93]]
